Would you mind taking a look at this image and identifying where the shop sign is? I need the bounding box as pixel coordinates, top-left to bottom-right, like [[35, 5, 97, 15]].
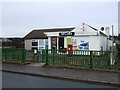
[[59, 32, 74, 36]]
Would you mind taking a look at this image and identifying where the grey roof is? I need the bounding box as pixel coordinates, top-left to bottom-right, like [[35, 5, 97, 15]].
[[24, 27, 75, 39], [24, 24, 108, 39]]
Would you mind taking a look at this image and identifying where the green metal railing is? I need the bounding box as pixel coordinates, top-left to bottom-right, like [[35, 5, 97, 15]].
[[42, 49, 120, 69], [2, 48, 26, 63], [2, 48, 120, 69], [2, 48, 42, 63], [26, 50, 42, 63]]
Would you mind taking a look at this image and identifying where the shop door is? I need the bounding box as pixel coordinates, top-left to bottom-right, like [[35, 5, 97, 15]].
[[59, 37, 64, 49], [51, 37, 57, 49]]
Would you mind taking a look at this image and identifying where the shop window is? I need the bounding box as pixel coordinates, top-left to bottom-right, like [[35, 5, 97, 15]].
[[39, 39, 44, 46], [32, 42, 38, 46]]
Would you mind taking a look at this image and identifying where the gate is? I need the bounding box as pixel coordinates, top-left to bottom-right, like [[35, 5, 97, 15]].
[[26, 50, 42, 63]]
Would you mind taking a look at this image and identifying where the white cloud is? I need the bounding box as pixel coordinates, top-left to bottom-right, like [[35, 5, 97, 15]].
[[2, 2, 118, 37]]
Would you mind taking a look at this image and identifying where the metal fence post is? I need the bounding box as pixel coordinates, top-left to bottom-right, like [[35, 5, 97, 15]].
[[22, 49, 26, 64], [90, 51, 93, 68], [42, 49, 44, 63], [53, 49, 55, 64], [45, 49, 48, 65], [37, 54, 39, 62]]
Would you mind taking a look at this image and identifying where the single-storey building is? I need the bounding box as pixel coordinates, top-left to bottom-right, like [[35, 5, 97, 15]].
[[24, 23, 111, 51], [24, 27, 74, 51], [44, 23, 110, 51]]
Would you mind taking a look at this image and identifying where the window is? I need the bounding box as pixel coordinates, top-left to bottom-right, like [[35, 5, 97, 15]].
[[32, 42, 38, 46], [39, 39, 44, 46], [31, 47, 38, 50]]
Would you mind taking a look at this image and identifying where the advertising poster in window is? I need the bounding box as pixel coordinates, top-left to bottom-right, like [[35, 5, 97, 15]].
[[52, 38, 56, 44], [66, 38, 72, 45], [80, 42, 89, 50]]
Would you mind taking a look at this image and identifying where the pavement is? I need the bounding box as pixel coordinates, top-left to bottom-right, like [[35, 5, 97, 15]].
[[1, 63, 120, 87]]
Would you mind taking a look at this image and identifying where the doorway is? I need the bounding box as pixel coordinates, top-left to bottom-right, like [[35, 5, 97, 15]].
[[59, 37, 64, 50]]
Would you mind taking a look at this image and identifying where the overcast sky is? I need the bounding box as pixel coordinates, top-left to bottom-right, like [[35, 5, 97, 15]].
[[0, 1, 119, 37]]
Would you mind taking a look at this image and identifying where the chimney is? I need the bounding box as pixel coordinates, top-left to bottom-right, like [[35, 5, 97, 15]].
[[105, 27, 110, 36]]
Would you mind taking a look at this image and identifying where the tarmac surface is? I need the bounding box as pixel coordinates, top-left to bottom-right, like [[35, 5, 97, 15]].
[[1, 63, 120, 87], [2, 72, 116, 88]]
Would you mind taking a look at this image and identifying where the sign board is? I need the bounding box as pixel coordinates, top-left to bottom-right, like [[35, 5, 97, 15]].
[[72, 38, 77, 46], [59, 32, 74, 36], [80, 42, 89, 50], [66, 38, 72, 47]]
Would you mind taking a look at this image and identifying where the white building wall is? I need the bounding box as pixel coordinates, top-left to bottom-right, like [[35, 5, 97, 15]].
[[99, 36, 107, 51], [106, 38, 109, 50], [105, 37, 107, 50], [48, 37, 51, 49], [47, 35, 107, 51], [57, 37, 59, 49], [72, 36, 89, 49], [25, 39, 32, 50], [64, 37, 67, 48], [89, 36, 100, 50], [108, 40, 112, 50], [60, 35, 105, 53]]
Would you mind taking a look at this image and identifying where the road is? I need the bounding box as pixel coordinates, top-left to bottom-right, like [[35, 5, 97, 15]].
[[2, 72, 117, 88]]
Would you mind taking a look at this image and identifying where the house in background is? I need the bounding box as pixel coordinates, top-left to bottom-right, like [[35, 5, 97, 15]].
[[115, 34, 120, 51], [24, 27, 74, 51], [7, 38, 24, 48], [45, 23, 111, 51], [1, 38, 24, 48], [0, 38, 12, 48]]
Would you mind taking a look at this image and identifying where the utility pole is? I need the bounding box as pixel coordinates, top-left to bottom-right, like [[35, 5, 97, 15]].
[[111, 25, 114, 65]]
